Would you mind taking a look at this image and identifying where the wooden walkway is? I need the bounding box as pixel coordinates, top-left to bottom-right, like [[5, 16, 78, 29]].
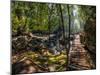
[[68, 34, 94, 70]]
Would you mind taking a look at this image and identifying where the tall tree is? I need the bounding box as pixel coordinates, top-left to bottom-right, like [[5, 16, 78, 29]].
[[67, 5, 71, 70], [58, 4, 69, 70]]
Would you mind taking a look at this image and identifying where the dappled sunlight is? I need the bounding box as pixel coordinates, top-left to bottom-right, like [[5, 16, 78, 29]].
[[11, 1, 96, 74]]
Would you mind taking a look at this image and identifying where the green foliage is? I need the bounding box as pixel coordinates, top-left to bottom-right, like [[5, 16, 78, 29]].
[[79, 6, 96, 53], [12, 1, 54, 32], [11, 1, 72, 33]]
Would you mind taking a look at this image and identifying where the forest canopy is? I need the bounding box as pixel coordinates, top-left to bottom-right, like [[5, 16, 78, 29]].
[[11, 1, 96, 34]]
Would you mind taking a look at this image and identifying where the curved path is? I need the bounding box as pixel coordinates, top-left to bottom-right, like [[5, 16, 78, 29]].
[[68, 34, 94, 70]]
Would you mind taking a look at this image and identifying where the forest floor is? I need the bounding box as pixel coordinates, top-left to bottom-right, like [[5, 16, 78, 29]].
[[12, 34, 95, 74], [12, 48, 67, 74]]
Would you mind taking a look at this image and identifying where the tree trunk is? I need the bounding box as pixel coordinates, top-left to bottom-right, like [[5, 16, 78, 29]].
[[58, 4, 68, 70]]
